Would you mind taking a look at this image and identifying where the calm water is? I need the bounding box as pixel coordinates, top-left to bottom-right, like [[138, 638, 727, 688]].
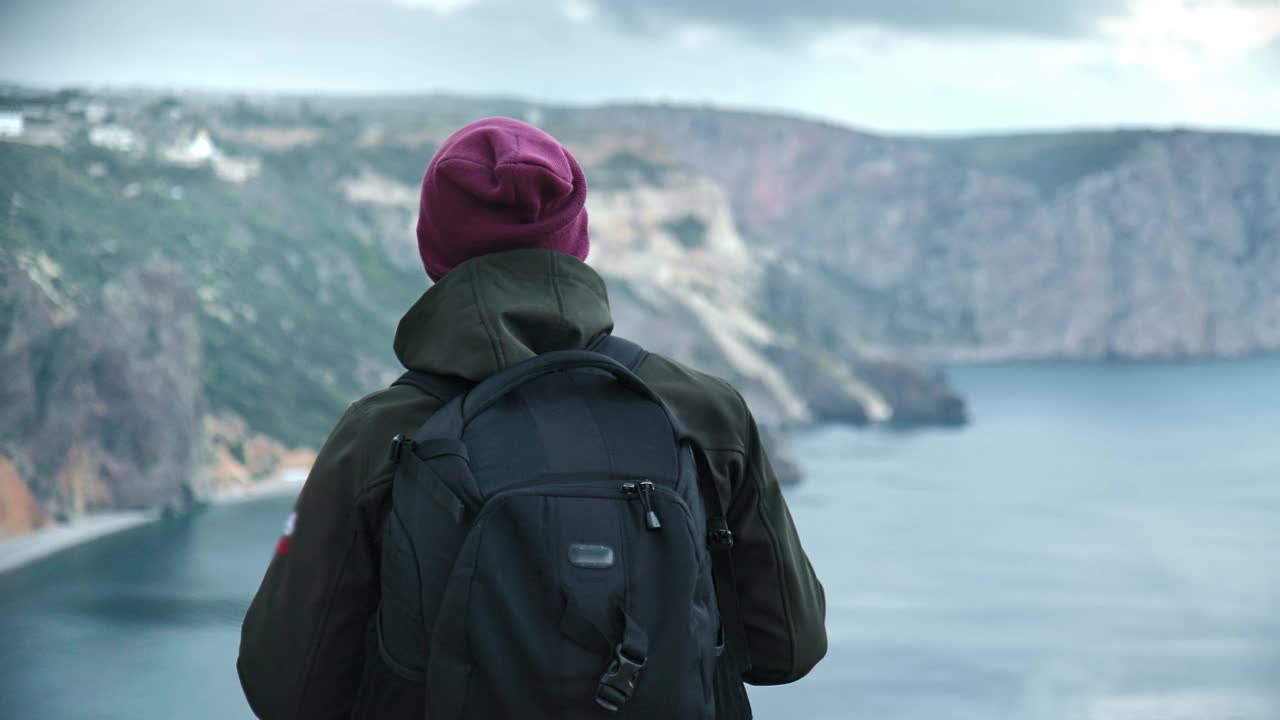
[[2, 358, 1278, 719]]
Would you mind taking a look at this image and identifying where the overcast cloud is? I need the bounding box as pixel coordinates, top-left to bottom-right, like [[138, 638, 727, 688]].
[[594, 0, 1125, 38], [1, 0, 1277, 133]]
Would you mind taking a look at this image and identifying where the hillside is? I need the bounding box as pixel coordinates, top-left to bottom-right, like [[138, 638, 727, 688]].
[[4, 88, 1277, 529], [0, 89, 958, 528], [590, 108, 1280, 361]]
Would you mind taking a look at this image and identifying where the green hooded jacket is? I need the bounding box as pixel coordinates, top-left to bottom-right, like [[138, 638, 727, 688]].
[[238, 249, 827, 719]]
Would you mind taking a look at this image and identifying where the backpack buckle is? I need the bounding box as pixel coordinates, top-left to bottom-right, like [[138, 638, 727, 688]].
[[708, 526, 735, 549], [594, 645, 646, 713], [388, 434, 414, 464]]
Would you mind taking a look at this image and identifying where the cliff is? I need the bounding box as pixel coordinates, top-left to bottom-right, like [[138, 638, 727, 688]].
[[5, 88, 1274, 525], [589, 108, 1280, 362], [1, 257, 206, 523], [0, 458, 45, 538]]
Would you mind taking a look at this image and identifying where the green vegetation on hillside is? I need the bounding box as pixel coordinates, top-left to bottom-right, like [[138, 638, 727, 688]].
[[2, 133, 426, 448], [921, 130, 1160, 195]]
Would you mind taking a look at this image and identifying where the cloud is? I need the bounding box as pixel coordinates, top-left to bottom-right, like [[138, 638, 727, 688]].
[[1098, 0, 1280, 80], [561, 0, 596, 24], [1250, 36, 1280, 75], [592, 0, 1129, 39], [394, 0, 480, 12], [1, 0, 1277, 133]]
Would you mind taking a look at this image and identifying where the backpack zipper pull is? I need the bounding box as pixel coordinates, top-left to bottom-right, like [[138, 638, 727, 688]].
[[638, 481, 662, 531], [620, 481, 663, 531]]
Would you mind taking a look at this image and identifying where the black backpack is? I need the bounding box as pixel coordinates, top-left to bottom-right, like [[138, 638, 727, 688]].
[[352, 336, 753, 719]]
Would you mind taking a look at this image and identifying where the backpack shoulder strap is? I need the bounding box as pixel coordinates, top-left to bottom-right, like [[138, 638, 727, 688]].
[[388, 371, 475, 472], [592, 335, 752, 676], [588, 334, 650, 372], [392, 370, 475, 405], [395, 336, 644, 404]]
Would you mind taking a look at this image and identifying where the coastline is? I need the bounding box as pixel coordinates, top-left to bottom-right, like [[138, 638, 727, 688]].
[[0, 476, 305, 576], [0, 511, 158, 575], [206, 474, 305, 506]]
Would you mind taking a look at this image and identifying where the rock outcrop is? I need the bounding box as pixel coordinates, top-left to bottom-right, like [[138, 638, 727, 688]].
[[10, 89, 1276, 528], [205, 412, 317, 493], [0, 459, 45, 538], [1, 257, 207, 520], [588, 109, 1280, 363]]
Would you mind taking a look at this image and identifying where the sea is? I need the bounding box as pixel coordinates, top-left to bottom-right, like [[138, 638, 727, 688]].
[[2, 358, 1278, 720]]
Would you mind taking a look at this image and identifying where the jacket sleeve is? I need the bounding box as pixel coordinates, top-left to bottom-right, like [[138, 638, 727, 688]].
[[238, 404, 389, 719], [720, 400, 827, 686]]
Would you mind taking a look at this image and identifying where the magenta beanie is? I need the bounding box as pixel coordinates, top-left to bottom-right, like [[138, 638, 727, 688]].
[[416, 117, 590, 281]]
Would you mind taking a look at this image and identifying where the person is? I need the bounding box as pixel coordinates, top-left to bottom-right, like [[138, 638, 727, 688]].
[[238, 117, 826, 719]]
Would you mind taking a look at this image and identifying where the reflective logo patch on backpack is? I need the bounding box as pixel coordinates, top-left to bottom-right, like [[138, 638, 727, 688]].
[[275, 511, 296, 556]]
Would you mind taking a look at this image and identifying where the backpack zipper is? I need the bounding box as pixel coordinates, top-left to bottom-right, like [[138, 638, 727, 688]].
[[468, 482, 702, 572], [474, 482, 692, 532], [621, 480, 662, 531]]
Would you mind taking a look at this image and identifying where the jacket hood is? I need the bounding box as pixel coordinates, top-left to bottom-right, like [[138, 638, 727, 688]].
[[393, 248, 614, 380]]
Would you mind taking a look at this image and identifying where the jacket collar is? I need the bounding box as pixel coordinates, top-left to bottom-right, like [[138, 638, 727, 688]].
[[394, 249, 614, 381]]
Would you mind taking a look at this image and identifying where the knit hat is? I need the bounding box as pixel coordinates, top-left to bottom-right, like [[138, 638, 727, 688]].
[[416, 117, 590, 281]]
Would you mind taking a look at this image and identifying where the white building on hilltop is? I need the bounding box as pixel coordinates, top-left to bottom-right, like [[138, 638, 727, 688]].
[[164, 129, 217, 165], [89, 125, 143, 153], [163, 129, 260, 183], [84, 102, 109, 124]]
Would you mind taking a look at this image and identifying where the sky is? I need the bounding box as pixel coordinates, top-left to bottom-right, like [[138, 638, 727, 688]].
[[1, 0, 1278, 134]]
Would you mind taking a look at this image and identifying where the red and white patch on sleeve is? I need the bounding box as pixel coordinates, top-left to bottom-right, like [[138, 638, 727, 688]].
[[275, 511, 296, 556]]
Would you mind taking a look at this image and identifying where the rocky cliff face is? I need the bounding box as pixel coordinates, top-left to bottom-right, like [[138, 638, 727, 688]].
[[1, 256, 206, 522], [205, 413, 317, 494], [588, 109, 1280, 362], [0, 458, 45, 538], [326, 123, 962, 427], [4, 88, 1274, 527]]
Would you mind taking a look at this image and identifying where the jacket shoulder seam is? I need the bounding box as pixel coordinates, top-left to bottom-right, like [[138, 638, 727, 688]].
[[346, 401, 379, 495], [467, 261, 506, 368], [748, 437, 801, 682], [554, 273, 609, 303], [292, 513, 360, 717], [723, 383, 803, 681], [290, 399, 374, 714]]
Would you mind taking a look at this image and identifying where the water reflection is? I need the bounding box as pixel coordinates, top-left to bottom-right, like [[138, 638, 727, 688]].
[[69, 591, 252, 627]]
